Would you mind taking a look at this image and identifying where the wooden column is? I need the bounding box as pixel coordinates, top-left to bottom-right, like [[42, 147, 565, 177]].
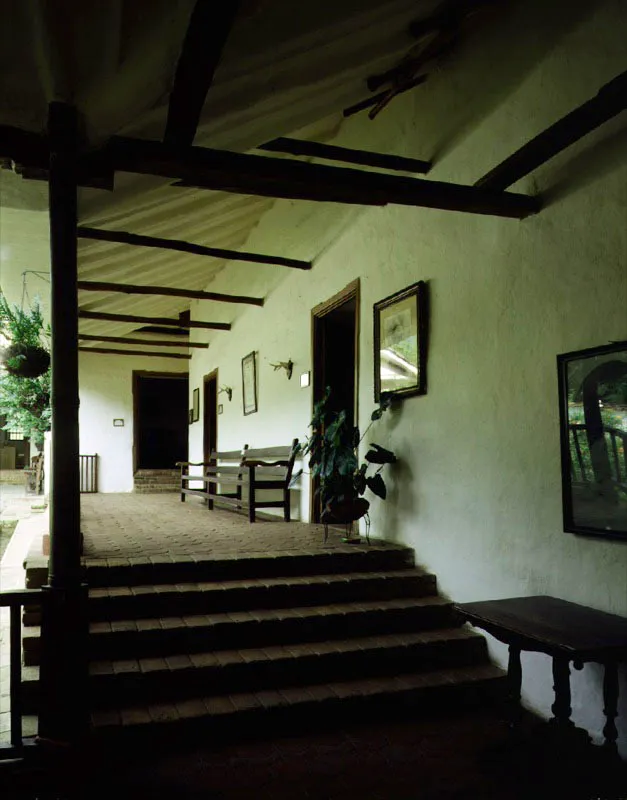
[[37, 102, 89, 746]]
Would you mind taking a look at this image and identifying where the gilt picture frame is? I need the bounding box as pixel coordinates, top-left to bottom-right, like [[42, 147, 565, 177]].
[[557, 340, 627, 540], [374, 281, 429, 402], [192, 387, 200, 422]]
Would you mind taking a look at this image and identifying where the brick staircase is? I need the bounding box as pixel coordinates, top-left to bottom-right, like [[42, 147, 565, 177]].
[[133, 469, 180, 493], [21, 546, 505, 749]]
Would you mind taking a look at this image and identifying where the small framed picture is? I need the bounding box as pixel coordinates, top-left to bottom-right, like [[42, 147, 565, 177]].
[[188, 409, 193, 424], [374, 281, 429, 402], [192, 387, 200, 422], [557, 340, 627, 540], [242, 351, 258, 415]]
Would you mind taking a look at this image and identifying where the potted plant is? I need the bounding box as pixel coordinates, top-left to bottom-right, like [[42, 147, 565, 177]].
[[0, 294, 50, 378], [296, 388, 397, 543]]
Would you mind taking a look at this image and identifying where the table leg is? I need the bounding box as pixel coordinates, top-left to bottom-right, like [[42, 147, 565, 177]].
[[551, 657, 574, 728], [507, 645, 522, 727], [602, 662, 619, 757]]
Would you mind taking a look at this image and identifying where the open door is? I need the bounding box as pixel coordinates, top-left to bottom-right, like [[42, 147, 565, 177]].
[[203, 370, 218, 465], [311, 280, 360, 522], [133, 371, 188, 470]]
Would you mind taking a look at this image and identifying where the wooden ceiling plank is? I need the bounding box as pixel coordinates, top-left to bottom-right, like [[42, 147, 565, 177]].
[[164, 0, 241, 147], [78, 310, 230, 330], [77, 226, 311, 270], [258, 137, 431, 174], [78, 333, 208, 348], [103, 136, 539, 219], [476, 70, 627, 191], [77, 280, 264, 307], [79, 347, 191, 360]]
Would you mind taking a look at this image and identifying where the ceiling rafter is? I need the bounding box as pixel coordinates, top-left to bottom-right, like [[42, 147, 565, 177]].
[[78, 333, 208, 349], [79, 347, 191, 360], [78, 310, 230, 331], [77, 280, 264, 307], [164, 0, 242, 147], [77, 226, 311, 270]]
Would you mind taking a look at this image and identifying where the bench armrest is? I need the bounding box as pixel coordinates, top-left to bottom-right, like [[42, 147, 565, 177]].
[[243, 459, 290, 468]]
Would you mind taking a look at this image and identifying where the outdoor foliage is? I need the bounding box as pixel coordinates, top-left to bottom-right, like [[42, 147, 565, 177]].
[[0, 294, 51, 448], [292, 388, 397, 507]]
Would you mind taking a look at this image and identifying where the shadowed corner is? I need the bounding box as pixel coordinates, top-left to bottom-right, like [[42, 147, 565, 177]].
[[421, 0, 598, 166], [538, 121, 627, 207]]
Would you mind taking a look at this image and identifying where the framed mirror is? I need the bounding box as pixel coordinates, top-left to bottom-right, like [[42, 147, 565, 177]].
[[557, 340, 627, 539], [374, 281, 429, 402]]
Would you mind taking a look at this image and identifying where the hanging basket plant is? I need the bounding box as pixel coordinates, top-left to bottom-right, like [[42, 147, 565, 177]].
[[0, 294, 50, 378]]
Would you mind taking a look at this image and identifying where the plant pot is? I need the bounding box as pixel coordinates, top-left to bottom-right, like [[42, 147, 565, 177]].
[[1, 344, 50, 378], [320, 495, 370, 525]]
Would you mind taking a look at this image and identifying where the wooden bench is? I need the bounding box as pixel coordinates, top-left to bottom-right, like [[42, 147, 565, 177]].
[[178, 438, 299, 522]]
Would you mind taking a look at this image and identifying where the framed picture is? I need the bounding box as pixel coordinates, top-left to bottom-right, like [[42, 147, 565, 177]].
[[188, 409, 193, 424], [374, 281, 429, 402], [192, 388, 200, 422], [242, 351, 258, 415], [557, 340, 627, 540]]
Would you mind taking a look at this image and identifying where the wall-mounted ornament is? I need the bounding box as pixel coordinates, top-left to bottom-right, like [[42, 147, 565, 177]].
[[219, 386, 233, 402], [270, 359, 294, 380], [218, 404, 224, 415], [300, 371, 310, 388], [113, 418, 125, 427]]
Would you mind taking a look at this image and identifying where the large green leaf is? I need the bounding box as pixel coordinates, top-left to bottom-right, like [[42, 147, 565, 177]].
[[364, 443, 397, 464]]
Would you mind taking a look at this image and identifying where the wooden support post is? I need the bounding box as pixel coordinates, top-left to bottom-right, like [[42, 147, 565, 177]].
[[37, 102, 89, 747]]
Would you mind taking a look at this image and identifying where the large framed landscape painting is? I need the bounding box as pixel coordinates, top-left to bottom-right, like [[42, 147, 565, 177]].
[[374, 281, 429, 402], [557, 340, 627, 540]]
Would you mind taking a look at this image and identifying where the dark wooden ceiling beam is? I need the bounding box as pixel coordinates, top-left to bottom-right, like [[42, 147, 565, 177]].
[[79, 346, 191, 360], [78, 333, 208, 348], [476, 70, 627, 191], [164, 0, 241, 147], [104, 136, 539, 219], [77, 280, 264, 306], [258, 137, 431, 174], [78, 309, 231, 330], [76, 226, 311, 270], [0, 125, 113, 190]]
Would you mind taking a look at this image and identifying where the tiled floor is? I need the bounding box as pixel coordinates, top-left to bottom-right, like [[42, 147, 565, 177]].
[[78, 493, 401, 561]]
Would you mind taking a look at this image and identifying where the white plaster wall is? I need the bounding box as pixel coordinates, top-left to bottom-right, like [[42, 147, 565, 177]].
[[78, 352, 188, 493], [185, 2, 627, 753]]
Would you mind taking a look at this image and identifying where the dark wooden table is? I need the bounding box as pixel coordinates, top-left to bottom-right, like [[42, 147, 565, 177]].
[[456, 596, 627, 756]]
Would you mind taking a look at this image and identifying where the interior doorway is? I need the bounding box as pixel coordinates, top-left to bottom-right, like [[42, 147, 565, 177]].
[[311, 279, 360, 522], [133, 372, 189, 470], [203, 370, 218, 464]]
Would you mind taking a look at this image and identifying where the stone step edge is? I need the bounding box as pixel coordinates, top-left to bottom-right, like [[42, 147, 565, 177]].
[[21, 627, 483, 685], [90, 664, 506, 731], [85, 568, 435, 599], [22, 595, 453, 644]]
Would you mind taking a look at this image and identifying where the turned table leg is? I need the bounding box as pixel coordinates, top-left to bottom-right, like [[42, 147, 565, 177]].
[[602, 662, 619, 757], [507, 644, 523, 727], [551, 657, 574, 729]]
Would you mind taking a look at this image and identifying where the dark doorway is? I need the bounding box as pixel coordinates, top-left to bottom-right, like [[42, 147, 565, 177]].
[[203, 370, 218, 465], [311, 280, 360, 522], [133, 372, 189, 470]]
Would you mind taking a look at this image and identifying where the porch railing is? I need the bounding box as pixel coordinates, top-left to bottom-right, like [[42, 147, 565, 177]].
[[79, 453, 98, 493], [0, 589, 43, 760]]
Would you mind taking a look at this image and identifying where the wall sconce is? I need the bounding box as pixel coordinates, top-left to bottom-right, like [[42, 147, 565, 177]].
[[219, 386, 233, 402], [270, 359, 294, 380]]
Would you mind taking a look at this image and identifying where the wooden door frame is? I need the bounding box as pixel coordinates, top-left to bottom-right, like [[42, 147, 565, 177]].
[[203, 369, 219, 466], [310, 278, 360, 522], [132, 370, 188, 472]]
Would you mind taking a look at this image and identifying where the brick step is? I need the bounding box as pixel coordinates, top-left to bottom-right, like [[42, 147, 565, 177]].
[[25, 546, 415, 590], [88, 664, 506, 751], [21, 628, 486, 712], [133, 486, 180, 493], [134, 470, 180, 478], [22, 569, 436, 626], [22, 596, 455, 666], [90, 568, 436, 621]]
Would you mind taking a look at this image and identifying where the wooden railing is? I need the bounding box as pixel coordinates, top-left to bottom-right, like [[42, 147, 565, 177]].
[[569, 424, 627, 491], [0, 589, 43, 759], [79, 453, 98, 493]]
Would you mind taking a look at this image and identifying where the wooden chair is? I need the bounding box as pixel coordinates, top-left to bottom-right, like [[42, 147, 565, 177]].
[[243, 439, 299, 522]]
